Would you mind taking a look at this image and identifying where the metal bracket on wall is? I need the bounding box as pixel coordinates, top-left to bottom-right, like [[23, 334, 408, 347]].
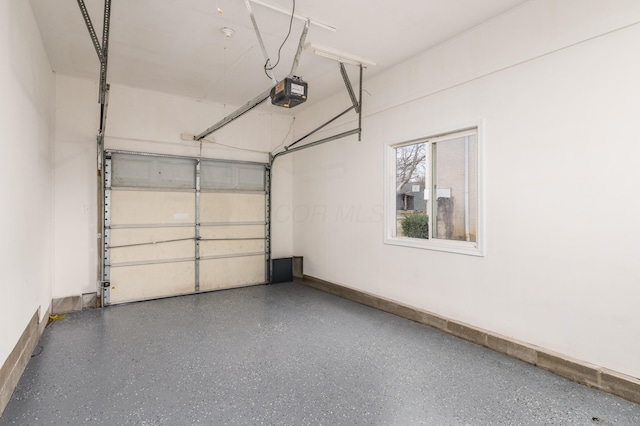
[[275, 63, 364, 156], [288, 20, 310, 78], [195, 159, 201, 292], [100, 281, 111, 306], [101, 156, 112, 306], [76, 0, 111, 136], [265, 160, 272, 283], [340, 62, 360, 115], [77, 0, 112, 307]]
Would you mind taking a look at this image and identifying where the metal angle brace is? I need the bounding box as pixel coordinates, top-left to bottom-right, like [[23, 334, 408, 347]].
[[244, 0, 277, 85], [273, 128, 360, 162], [285, 105, 355, 150], [76, 0, 111, 109], [289, 19, 310, 77], [194, 9, 309, 141], [340, 62, 360, 114], [97, 83, 110, 171], [77, 0, 112, 167], [194, 88, 272, 141], [76, 0, 104, 64], [99, 0, 111, 107], [283, 63, 363, 151]]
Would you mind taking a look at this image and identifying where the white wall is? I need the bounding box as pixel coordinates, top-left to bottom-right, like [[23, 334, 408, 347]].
[[53, 76, 294, 298], [291, 0, 640, 379], [54, 77, 98, 299], [0, 1, 55, 367]]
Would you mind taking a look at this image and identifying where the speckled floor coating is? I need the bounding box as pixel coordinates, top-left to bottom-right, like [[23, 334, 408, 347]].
[[2, 283, 639, 425]]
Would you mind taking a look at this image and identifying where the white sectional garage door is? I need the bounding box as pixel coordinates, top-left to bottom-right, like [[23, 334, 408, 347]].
[[103, 152, 267, 305]]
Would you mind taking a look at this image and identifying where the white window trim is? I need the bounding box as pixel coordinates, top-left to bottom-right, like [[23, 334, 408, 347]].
[[384, 122, 485, 257]]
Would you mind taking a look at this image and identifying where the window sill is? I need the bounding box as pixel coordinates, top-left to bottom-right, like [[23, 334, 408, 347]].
[[384, 236, 484, 256]]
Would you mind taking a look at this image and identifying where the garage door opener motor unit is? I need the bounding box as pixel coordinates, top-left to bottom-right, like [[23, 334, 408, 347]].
[[271, 76, 307, 108]]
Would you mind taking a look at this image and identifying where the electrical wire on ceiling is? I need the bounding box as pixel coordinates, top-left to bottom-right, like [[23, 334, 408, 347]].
[[201, 137, 271, 155], [263, 0, 295, 79], [271, 116, 295, 153]]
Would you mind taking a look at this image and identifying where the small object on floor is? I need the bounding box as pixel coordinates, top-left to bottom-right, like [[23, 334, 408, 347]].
[[47, 314, 66, 325]]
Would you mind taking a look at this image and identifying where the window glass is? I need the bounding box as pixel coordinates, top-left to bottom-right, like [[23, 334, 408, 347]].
[[395, 142, 428, 238], [433, 134, 477, 242], [111, 153, 195, 189], [201, 161, 265, 191], [388, 127, 480, 254]]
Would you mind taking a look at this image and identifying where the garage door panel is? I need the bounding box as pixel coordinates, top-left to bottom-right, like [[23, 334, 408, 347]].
[[199, 225, 264, 240], [201, 161, 264, 191], [112, 154, 196, 189], [200, 193, 265, 223], [111, 190, 195, 226], [111, 227, 195, 246], [111, 240, 195, 264], [200, 256, 265, 291], [109, 262, 195, 304], [200, 240, 264, 258], [106, 153, 267, 304]]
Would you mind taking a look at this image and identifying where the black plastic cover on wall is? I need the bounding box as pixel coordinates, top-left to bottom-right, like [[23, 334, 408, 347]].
[[271, 258, 293, 284]]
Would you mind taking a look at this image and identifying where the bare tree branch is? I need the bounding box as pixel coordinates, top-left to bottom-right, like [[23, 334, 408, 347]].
[[396, 143, 426, 193]]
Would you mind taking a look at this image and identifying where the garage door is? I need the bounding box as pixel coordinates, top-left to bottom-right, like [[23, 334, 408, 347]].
[[103, 151, 267, 305]]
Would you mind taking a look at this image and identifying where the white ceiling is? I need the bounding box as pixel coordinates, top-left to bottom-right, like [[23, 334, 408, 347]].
[[30, 0, 529, 111]]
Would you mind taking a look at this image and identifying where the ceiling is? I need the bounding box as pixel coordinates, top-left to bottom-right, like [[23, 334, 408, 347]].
[[30, 0, 529, 111]]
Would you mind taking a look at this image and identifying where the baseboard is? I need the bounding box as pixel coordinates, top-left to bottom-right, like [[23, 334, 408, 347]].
[[51, 293, 97, 314], [301, 275, 640, 405], [82, 293, 98, 310], [0, 305, 49, 416]]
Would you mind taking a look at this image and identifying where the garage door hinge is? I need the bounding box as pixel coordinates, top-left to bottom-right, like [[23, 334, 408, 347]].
[[99, 281, 110, 306]]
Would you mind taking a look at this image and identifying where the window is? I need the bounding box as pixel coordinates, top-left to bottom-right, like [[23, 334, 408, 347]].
[[385, 127, 482, 255]]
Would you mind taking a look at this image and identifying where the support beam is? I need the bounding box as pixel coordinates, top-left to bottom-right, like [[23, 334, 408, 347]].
[[98, 0, 111, 106], [289, 20, 310, 77], [248, 0, 336, 32], [194, 87, 273, 141], [340, 62, 360, 114], [273, 128, 360, 162], [75, 0, 112, 307], [98, 84, 110, 139], [195, 7, 310, 139], [244, 0, 278, 85], [76, 0, 105, 65], [282, 61, 364, 151], [285, 105, 354, 150], [358, 64, 363, 141], [76, 0, 111, 125]]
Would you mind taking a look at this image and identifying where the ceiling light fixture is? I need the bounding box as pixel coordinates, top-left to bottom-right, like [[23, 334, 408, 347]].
[[308, 44, 376, 67], [248, 0, 336, 32]]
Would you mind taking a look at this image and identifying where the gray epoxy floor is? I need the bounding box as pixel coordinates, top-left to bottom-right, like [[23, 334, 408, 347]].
[[2, 283, 639, 426]]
